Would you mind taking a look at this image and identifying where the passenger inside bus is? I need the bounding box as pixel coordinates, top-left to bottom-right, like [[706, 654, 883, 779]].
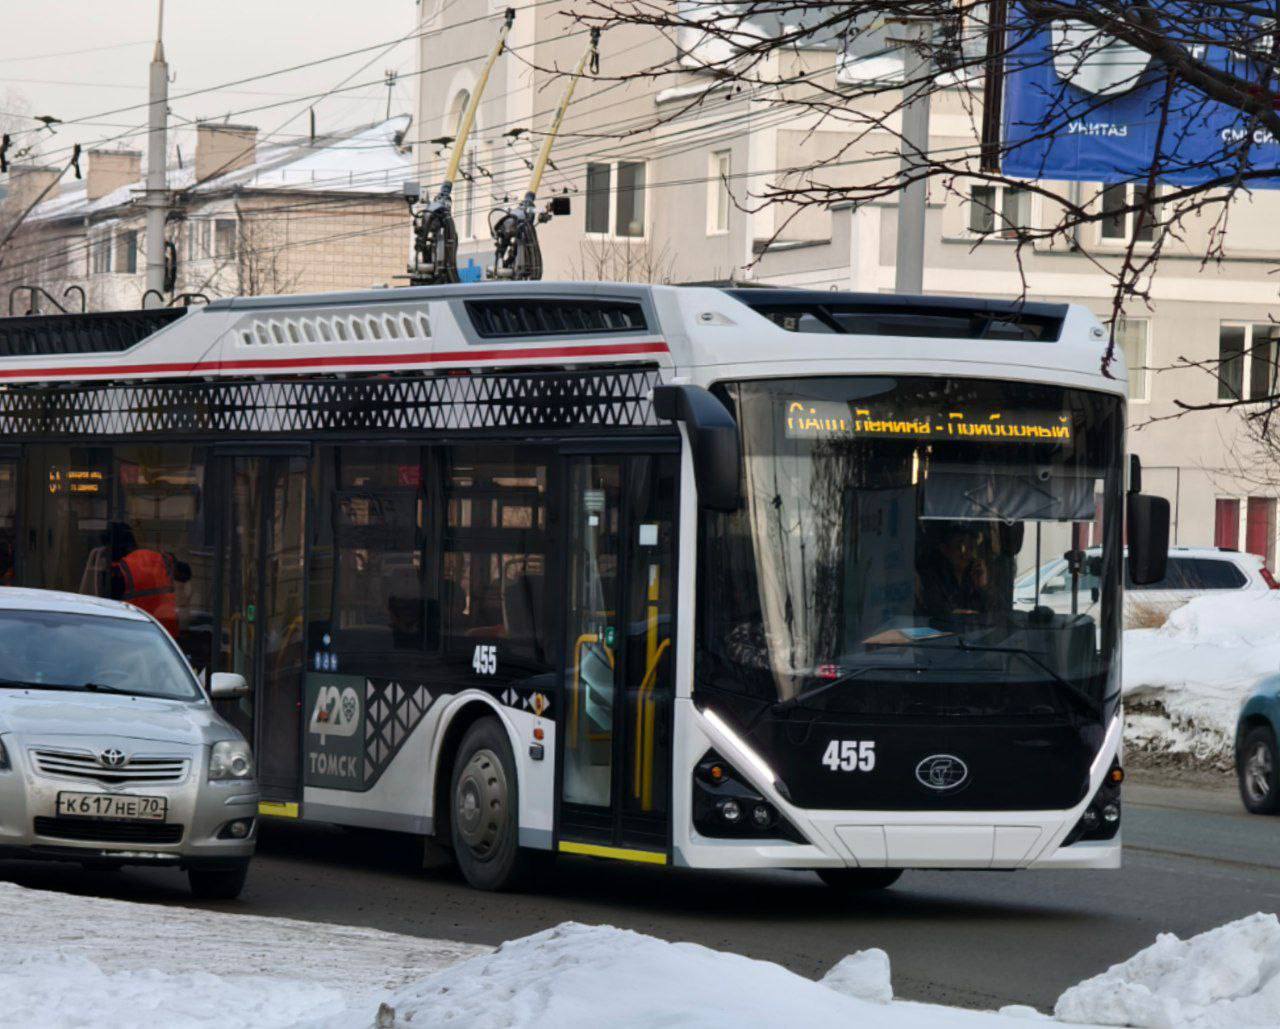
[[77, 522, 191, 639]]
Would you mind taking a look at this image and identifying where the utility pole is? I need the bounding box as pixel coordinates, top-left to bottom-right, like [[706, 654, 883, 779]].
[[143, 0, 169, 305], [384, 70, 399, 120], [894, 18, 932, 295]]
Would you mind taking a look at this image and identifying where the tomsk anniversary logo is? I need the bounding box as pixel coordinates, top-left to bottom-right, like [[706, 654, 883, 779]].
[[306, 675, 364, 788]]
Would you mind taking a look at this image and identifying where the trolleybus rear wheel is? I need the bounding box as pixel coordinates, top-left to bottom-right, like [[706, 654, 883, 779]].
[[817, 868, 903, 892], [450, 717, 531, 890]]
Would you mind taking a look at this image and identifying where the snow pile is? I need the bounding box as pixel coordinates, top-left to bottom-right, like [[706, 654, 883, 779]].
[[1123, 593, 1280, 764], [6, 876, 1278, 1029], [373, 922, 1039, 1028], [820, 946, 894, 1003], [1054, 913, 1280, 1028], [0, 881, 484, 1029]]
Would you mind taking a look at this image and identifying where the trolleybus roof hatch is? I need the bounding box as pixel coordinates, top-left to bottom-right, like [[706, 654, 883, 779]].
[[723, 289, 1068, 342]]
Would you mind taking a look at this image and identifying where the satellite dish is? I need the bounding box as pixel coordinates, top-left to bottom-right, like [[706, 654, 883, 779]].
[[1051, 20, 1152, 97]]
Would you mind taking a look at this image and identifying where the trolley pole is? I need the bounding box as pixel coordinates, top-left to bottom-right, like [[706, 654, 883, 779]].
[[894, 18, 932, 295], [143, 0, 170, 305]]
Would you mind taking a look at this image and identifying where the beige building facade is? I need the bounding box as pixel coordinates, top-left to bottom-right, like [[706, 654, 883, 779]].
[[409, 4, 1280, 564], [1, 117, 415, 313]]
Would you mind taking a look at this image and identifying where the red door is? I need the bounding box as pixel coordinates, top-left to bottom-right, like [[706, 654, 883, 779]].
[[1246, 497, 1275, 566], [1215, 499, 1240, 550]]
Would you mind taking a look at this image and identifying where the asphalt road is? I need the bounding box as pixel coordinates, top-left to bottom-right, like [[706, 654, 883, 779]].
[[2, 776, 1275, 1013]]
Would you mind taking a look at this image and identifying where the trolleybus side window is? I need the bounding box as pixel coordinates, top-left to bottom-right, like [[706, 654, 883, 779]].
[[21, 444, 216, 676], [0, 458, 16, 586], [442, 446, 551, 674], [326, 446, 426, 655]]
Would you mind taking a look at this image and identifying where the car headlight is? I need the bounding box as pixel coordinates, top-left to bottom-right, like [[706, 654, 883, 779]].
[[209, 740, 255, 781]]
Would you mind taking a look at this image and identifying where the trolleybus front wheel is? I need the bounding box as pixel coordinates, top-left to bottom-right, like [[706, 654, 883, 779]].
[[817, 868, 903, 892], [450, 717, 532, 891]]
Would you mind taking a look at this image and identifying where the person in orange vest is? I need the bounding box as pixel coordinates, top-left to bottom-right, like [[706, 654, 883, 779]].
[[106, 523, 191, 639]]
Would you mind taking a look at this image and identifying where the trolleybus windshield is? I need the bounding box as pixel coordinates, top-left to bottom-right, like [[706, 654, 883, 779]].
[[698, 375, 1124, 721]]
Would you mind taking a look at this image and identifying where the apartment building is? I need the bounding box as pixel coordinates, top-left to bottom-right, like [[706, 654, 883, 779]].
[[414, 3, 1278, 561], [1, 116, 415, 311]]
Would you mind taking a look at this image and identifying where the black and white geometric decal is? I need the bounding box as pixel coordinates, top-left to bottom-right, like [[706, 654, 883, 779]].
[[364, 679, 434, 786], [0, 368, 665, 440]]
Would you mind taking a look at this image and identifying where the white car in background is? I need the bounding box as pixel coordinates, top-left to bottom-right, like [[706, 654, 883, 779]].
[[1016, 546, 1278, 625]]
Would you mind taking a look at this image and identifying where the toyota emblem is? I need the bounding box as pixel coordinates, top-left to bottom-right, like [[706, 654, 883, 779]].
[[99, 748, 127, 768], [915, 754, 969, 792]]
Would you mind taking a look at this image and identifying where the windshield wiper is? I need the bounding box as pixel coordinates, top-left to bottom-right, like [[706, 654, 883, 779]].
[[80, 681, 131, 694], [772, 665, 920, 714], [952, 641, 1102, 719], [0, 678, 133, 695], [0, 677, 79, 691], [884, 637, 1102, 719]]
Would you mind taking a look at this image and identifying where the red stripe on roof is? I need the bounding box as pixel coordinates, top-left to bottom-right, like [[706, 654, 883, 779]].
[[0, 340, 670, 381]]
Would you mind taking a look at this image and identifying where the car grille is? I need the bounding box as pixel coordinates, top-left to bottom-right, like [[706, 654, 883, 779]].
[[33, 817, 184, 845], [31, 748, 188, 785]]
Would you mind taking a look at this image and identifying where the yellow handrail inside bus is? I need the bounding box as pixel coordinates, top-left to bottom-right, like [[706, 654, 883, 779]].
[[632, 636, 670, 808]]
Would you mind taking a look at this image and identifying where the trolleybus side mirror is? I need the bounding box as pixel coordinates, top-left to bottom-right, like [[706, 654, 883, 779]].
[[1127, 493, 1170, 586], [548, 196, 571, 216], [209, 672, 250, 699], [652, 384, 741, 512]]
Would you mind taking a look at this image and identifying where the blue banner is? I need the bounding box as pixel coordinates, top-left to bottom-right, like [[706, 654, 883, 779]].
[[1001, 8, 1280, 186]]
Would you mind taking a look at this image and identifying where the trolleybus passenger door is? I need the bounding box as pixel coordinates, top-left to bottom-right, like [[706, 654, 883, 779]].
[[215, 453, 308, 802], [558, 452, 678, 860]]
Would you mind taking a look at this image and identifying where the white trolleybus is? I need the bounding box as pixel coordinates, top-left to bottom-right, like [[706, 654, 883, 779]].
[[0, 283, 1168, 890]]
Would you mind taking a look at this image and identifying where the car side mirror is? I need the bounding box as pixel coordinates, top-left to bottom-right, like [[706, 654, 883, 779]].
[[210, 672, 249, 699], [1127, 493, 1170, 586], [652, 384, 741, 512]]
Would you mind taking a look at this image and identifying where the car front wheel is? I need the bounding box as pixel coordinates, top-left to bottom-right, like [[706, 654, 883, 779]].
[[1239, 726, 1280, 815]]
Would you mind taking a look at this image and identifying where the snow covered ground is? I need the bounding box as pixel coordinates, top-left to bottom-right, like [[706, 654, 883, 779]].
[[4, 879, 1280, 1028], [1122, 593, 1280, 766], [0, 881, 484, 1028]]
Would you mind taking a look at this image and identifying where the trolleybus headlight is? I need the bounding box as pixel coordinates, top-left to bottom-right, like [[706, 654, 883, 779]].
[[209, 740, 255, 781], [719, 799, 743, 824], [1065, 760, 1122, 845], [751, 804, 773, 829]]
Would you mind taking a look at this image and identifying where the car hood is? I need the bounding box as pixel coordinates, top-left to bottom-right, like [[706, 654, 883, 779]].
[[0, 689, 233, 746]]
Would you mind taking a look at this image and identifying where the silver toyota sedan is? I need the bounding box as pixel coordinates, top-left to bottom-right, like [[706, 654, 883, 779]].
[[0, 588, 258, 898]]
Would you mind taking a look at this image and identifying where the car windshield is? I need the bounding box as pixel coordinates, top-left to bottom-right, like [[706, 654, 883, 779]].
[[698, 376, 1124, 719], [0, 609, 201, 701]]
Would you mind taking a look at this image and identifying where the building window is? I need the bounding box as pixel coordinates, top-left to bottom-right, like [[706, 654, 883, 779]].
[[969, 184, 1030, 239], [186, 219, 211, 262], [1100, 183, 1158, 243], [214, 218, 238, 259], [114, 230, 138, 274], [708, 150, 731, 234], [584, 160, 647, 238], [585, 163, 611, 234], [90, 233, 112, 275], [1218, 323, 1280, 401], [1114, 317, 1150, 402]]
